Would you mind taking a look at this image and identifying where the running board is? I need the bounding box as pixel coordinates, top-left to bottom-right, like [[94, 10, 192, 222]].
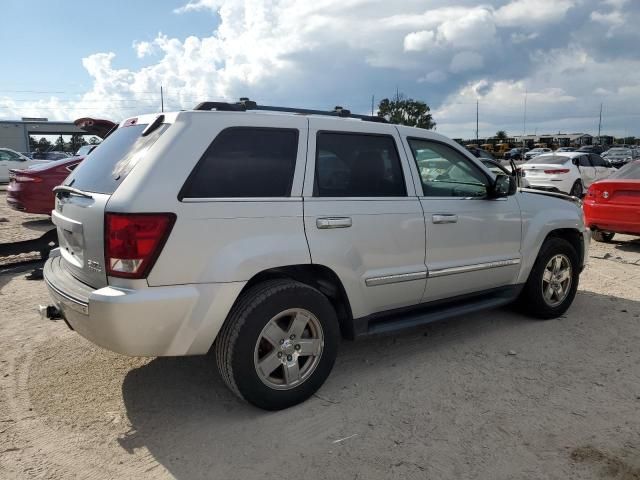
[[355, 286, 523, 337]]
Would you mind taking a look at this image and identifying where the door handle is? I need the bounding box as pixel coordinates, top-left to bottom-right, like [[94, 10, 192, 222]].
[[317, 217, 352, 229], [432, 214, 458, 224]]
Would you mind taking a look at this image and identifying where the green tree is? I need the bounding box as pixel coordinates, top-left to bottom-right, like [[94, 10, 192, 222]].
[[54, 135, 65, 151], [495, 130, 508, 142], [69, 134, 88, 153], [377, 94, 436, 129], [36, 137, 52, 152]]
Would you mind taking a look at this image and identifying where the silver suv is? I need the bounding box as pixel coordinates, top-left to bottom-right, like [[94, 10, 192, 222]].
[[43, 100, 589, 410]]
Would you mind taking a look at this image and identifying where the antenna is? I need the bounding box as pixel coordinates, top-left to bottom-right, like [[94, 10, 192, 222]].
[[160, 85, 164, 113]]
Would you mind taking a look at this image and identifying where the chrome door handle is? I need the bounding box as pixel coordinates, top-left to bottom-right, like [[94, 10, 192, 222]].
[[432, 214, 458, 224], [316, 217, 352, 229]]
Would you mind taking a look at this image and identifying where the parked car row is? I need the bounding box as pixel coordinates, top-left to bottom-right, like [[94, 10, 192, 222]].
[[4, 119, 115, 213]]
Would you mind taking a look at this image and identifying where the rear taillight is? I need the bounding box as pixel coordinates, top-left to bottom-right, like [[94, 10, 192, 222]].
[[105, 213, 176, 279], [543, 169, 570, 174], [15, 175, 42, 183]]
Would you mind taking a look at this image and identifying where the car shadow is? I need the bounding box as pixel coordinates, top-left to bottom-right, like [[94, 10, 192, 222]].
[[613, 237, 640, 253], [118, 290, 640, 480], [21, 218, 54, 232]]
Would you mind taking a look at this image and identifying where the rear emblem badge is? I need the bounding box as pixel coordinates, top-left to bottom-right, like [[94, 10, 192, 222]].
[[87, 260, 102, 273]]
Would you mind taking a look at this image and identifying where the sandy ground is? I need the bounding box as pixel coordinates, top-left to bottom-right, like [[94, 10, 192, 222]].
[[1, 196, 639, 479], [0, 189, 52, 265]]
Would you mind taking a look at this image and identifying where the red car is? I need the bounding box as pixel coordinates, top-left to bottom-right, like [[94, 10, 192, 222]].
[[6, 118, 115, 215], [584, 160, 640, 242]]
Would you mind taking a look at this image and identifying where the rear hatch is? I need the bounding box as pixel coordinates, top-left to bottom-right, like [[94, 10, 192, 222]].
[[521, 156, 571, 179], [53, 117, 169, 288]]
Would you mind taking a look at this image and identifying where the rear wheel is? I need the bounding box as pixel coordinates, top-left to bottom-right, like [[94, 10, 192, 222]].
[[569, 181, 583, 197], [215, 279, 339, 410], [518, 237, 580, 319], [591, 230, 615, 243]]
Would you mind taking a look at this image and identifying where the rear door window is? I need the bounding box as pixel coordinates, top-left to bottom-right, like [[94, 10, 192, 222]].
[[314, 132, 406, 197], [590, 154, 607, 167], [180, 127, 299, 198], [65, 122, 168, 194], [578, 155, 592, 167]]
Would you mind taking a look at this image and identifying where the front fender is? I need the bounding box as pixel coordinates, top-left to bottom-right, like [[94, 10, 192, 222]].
[[515, 191, 587, 284]]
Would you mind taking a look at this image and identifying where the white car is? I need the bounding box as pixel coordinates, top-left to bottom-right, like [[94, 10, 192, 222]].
[[524, 148, 552, 160], [0, 148, 48, 182], [42, 100, 589, 410], [521, 152, 613, 196]]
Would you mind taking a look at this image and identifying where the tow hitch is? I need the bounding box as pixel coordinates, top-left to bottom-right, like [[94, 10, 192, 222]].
[[38, 305, 62, 321]]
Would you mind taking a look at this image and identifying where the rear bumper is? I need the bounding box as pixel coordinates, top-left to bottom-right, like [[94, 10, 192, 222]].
[[584, 202, 640, 235], [43, 254, 245, 356]]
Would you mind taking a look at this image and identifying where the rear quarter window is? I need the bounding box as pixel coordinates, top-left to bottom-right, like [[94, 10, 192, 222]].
[[64, 122, 168, 194], [179, 127, 299, 198]]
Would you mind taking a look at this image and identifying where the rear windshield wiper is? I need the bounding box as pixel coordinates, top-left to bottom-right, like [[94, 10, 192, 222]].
[[53, 185, 93, 199]]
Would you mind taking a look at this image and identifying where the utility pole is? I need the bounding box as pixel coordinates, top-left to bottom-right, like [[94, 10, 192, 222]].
[[522, 89, 528, 151], [476, 100, 479, 145], [371, 95, 375, 116], [160, 85, 164, 113], [597, 103, 602, 144]]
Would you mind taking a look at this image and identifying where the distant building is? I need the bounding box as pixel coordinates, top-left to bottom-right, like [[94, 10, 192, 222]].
[[511, 133, 593, 147], [0, 118, 87, 152]]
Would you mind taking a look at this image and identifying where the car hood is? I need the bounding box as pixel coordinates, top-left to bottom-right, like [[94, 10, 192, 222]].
[[520, 187, 582, 205]]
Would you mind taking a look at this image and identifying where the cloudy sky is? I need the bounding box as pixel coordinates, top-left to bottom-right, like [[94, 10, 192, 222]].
[[1, 0, 639, 139]]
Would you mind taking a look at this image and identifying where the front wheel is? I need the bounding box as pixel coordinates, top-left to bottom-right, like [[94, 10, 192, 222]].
[[591, 230, 615, 243], [215, 279, 339, 410], [518, 237, 580, 319]]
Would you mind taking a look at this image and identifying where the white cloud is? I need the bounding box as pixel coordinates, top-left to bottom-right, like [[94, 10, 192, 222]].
[[450, 51, 484, 73], [174, 0, 224, 14], [132, 40, 156, 58], [495, 0, 576, 27], [404, 30, 435, 52]]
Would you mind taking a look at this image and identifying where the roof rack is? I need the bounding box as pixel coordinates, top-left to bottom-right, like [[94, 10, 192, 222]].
[[193, 98, 387, 123]]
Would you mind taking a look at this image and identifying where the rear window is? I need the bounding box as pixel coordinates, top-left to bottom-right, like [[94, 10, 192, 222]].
[[180, 127, 298, 198], [64, 123, 168, 194], [528, 155, 569, 165], [611, 161, 640, 179]]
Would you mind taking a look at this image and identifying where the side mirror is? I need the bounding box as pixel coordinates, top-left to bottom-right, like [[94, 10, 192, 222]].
[[490, 174, 516, 198]]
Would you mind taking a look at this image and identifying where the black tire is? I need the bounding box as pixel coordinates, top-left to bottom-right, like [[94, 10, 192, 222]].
[[215, 279, 339, 410], [591, 230, 615, 243], [518, 237, 580, 319], [569, 181, 583, 197]]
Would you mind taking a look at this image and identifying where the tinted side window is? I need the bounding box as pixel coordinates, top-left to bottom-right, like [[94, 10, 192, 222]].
[[408, 139, 488, 198], [314, 132, 406, 197], [181, 128, 298, 198], [578, 155, 591, 167], [590, 154, 606, 167]]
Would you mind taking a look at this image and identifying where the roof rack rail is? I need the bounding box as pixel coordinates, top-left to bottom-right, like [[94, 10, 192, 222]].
[[193, 98, 387, 123]]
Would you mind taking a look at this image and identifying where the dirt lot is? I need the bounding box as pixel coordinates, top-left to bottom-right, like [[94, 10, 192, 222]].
[[1, 192, 639, 480]]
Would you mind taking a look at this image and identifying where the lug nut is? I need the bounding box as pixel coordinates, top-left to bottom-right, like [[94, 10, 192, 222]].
[[290, 334, 295, 340], [279, 339, 284, 345], [287, 355, 293, 361], [277, 352, 283, 358], [294, 344, 301, 351]]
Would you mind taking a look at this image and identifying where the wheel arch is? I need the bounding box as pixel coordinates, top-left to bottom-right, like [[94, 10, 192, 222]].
[[231, 264, 355, 340]]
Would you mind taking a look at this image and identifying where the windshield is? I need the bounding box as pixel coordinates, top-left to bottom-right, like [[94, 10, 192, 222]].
[[528, 155, 569, 165], [610, 161, 640, 179], [64, 122, 168, 194]]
